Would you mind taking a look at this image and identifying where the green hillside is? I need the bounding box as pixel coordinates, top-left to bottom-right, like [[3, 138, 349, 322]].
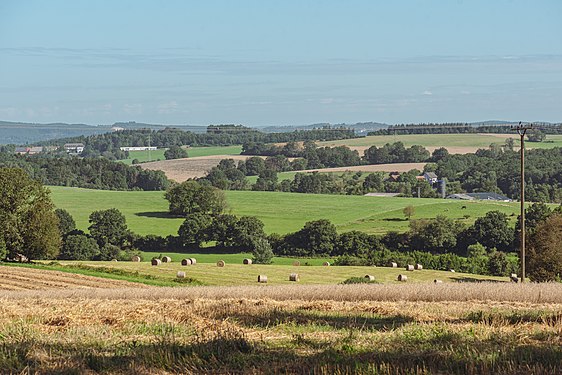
[[121, 145, 243, 164], [49, 187, 523, 237]]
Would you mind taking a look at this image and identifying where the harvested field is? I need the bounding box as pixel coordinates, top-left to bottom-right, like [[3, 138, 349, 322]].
[[140, 154, 271, 181], [2, 283, 562, 373], [0, 265, 146, 290]]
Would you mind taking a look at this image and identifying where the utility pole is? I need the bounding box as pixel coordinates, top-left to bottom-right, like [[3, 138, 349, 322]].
[[511, 121, 533, 282]]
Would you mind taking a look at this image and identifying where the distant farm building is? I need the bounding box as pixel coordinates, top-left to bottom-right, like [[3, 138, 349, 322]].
[[423, 172, 438, 184], [15, 146, 43, 155], [64, 143, 85, 154], [119, 146, 157, 151], [446, 192, 512, 202]]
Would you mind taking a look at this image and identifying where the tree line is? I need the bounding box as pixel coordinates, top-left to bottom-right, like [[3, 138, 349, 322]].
[[369, 122, 560, 138], [0, 152, 169, 191]]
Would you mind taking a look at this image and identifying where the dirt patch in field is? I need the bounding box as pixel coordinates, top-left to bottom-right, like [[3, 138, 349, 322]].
[[140, 155, 265, 182], [0, 265, 147, 291], [298, 162, 427, 174]]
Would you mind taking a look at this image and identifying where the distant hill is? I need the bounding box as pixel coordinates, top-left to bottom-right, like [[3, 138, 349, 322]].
[[0, 121, 207, 145], [260, 122, 388, 135]]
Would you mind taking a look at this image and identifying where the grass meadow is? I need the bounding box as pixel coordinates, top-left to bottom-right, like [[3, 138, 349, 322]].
[[48, 186, 523, 236], [121, 145, 243, 164], [2, 283, 562, 373]]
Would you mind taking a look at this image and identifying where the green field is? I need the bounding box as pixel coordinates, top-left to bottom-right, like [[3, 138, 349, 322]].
[[121, 145, 243, 164], [318, 133, 562, 149], [49, 186, 524, 237]]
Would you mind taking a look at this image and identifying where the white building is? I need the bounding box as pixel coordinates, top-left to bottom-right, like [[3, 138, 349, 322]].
[[119, 146, 157, 151], [64, 143, 84, 154]]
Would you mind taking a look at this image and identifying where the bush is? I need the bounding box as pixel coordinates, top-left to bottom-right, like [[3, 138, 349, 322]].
[[251, 237, 274, 264], [340, 276, 379, 284]]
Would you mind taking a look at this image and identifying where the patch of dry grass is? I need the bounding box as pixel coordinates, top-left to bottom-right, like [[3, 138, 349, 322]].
[[2, 287, 562, 374]]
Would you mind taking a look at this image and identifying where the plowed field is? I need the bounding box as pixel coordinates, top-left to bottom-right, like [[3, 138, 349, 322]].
[[0, 265, 146, 290]]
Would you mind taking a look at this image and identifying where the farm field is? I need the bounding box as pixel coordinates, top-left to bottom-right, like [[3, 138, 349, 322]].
[[0, 264, 146, 290], [246, 162, 427, 184], [318, 133, 562, 153], [48, 187, 523, 236], [1, 283, 561, 373], [121, 145, 243, 165], [52, 260, 503, 286]]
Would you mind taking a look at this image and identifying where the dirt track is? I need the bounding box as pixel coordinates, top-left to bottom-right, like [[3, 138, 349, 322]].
[[0, 265, 146, 290]]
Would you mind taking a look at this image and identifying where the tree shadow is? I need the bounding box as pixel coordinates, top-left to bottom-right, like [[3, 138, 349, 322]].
[[134, 211, 176, 219], [382, 218, 407, 222]]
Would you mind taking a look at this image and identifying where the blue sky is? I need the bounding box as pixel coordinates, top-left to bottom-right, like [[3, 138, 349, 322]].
[[0, 0, 561, 126]]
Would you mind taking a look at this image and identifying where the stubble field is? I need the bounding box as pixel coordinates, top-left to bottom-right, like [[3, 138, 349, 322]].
[[2, 283, 562, 374]]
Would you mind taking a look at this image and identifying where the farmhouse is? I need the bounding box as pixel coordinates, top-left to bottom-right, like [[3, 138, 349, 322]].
[[423, 172, 438, 184], [15, 146, 43, 155], [64, 143, 85, 154]]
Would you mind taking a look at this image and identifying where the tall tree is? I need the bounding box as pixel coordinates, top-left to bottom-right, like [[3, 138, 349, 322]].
[[0, 168, 61, 260], [165, 180, 226, 217], [88, 208, 129, 247]]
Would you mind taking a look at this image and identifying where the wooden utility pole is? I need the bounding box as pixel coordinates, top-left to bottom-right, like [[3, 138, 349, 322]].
[[511, 122, 533, 282]]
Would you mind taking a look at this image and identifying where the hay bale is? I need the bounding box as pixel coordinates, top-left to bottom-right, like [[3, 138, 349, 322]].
[[243, 258, 253, 265], [217, 260, 225, 267], [257, 275, 268, 283], [189, 258, 197, 265], [176, 271, 186, 279], [397, 274, 408, 282], [161, 256, 172, 263], [405, 264, 414, 271], [181, 258, 192, 266], [389, 262, 397, 268], [292, 260, 301, 266], [131, 255, 141, 262], [364, 275, 375, 282], [434, 279, 443, 283], [151, 259, 161, 266], [111, 259, 118, 262], [414, 263, 423, 270], [449, 269, 455, 273], [323, 261, 331, 266], [510, 273, 518, 279], [289, 273, 300, 282]]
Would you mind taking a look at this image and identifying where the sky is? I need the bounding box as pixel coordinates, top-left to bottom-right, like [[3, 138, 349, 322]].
[[0, 0, 561, 126]]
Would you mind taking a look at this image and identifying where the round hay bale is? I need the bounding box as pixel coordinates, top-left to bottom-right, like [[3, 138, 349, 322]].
[[217, 260, 225, 267], [434, 279, 443, 283], [289, 273, 300, 282], [243, 258, 253, 265], [449, 269, 455, 273], [414, 263, 423, 270], [111, 259, 118, 262], [257, 275, 268, 283], [397, 274, 408, 282], [151, 259, 161, 266], [389, 262, 397, 268], [292, 260, 301, 266], [161, 256, 172, 263], [176, 271, 186, 279], [510, 273, 518, 279], [181, 258, 192, 266], [364, 275, 375, 282], [131, 255, 141, 262], [189, 258, 197, 265], [323, 261, 330, 267], [405, 264, 414, 271]]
